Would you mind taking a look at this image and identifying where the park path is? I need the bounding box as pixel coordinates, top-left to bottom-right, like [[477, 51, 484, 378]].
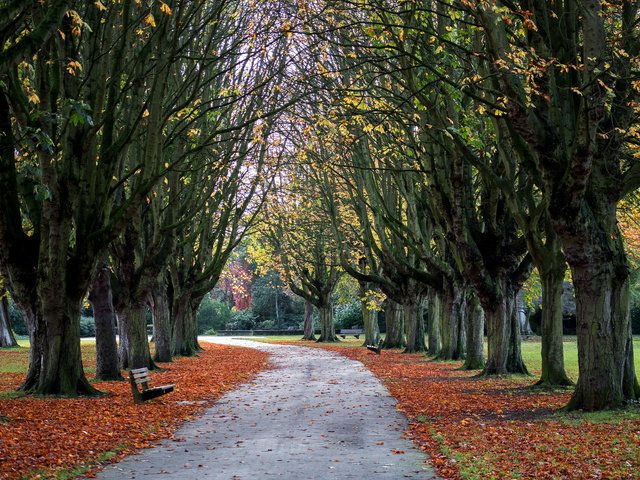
[[89, 338, 438, 479]]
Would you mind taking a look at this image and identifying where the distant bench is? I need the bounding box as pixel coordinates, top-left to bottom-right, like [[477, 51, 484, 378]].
[[129, 367, 175, 404], [339, 328, 364, 339]]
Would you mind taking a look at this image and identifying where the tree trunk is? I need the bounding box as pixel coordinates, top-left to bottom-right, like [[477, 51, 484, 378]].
[[507, 291, 529, 375], [481, 280, 528, 375], [123, 302, 155, 370], [16, 304, 42, 391], [426, 290, 441, 357], [536, 265, 572, 386], [360, 283, 380, 346], [88, 262, 122, 381], [362, 306, 380, 346], [117, 312, 129, 370], [0, 295, 17, 347], [28, 297, 97, 395], [439, 284, 464, 360], [172, 292, 199, 356], [566, 263, 639, 410], [382, 299, 405, 349], [403, 298, 426, 353], [151, 278, 172, 363], [462, 294, 484, 370], [316, 304, 338, 342], [302, 299, 316, 340], [516, 290, 532, 336]]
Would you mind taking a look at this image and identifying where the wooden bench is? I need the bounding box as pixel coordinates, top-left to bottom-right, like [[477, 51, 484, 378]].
[[339, 328, 364, 339], [128, 367, 175, 404]]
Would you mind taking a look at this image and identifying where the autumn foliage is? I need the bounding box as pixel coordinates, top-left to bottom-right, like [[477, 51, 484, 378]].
[[0, 343, 268, 479], [314, 344, 640, 480]]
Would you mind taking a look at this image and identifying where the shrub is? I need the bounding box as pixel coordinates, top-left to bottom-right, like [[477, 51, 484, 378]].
[[79, 316, 96, 337], [334, 301, 362, 330], [226, 310, 257, 330], [197, 297, 232, 334]]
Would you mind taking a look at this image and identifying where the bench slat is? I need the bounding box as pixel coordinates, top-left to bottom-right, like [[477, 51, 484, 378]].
[[128, 367, 173, 404]]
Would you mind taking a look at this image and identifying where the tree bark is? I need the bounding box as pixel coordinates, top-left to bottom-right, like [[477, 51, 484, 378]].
[[122, 302, 155, 370], [316, 304, 338, 342], [481, 280, 528, 375], [151, 278, 172, 363], [403, 297, 426, 353], [426, 290, 441, 357], [88, 261, 121, 381], [117, 312, 129, 370], [439, 284, 465, 360], [172, 291, 200, 356], [536, 264, 572, 386], [360, 283, 380, 346], [0, 295, 17, 347], [566, 257, 639, 410], [31, 297, 97, 395], [462, 294, 484, 370], [302, 299, 316, 340], [507, 291, 529, 375], [382, 299, 405, 349]]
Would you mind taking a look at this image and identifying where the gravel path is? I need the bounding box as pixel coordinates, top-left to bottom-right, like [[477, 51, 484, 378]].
[[90, 338, 438, 479]]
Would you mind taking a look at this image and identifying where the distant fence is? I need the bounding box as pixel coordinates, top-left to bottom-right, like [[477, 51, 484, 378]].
[[215, 329, 309, 336]]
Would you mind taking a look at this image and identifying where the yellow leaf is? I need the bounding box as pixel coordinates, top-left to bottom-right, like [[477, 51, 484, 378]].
[[144, 13, 156, 27], [160, 2, 172, 15], [95, 1, 107, 11]]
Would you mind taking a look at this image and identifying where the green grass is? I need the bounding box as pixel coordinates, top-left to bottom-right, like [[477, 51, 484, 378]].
[[20, 445, 128, 480], [249, 334, 640, 381], [557, 408, 640, 425], [520, 337, 640, 381]]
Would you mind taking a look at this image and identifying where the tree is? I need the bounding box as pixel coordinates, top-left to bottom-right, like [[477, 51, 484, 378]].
[[462, 0, 640, 409], [0, 1, 184, 395]]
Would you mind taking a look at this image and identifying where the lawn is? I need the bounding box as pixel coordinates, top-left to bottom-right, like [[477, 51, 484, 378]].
[[0, 341, 269, 480], [256, 334, 640, 380]]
